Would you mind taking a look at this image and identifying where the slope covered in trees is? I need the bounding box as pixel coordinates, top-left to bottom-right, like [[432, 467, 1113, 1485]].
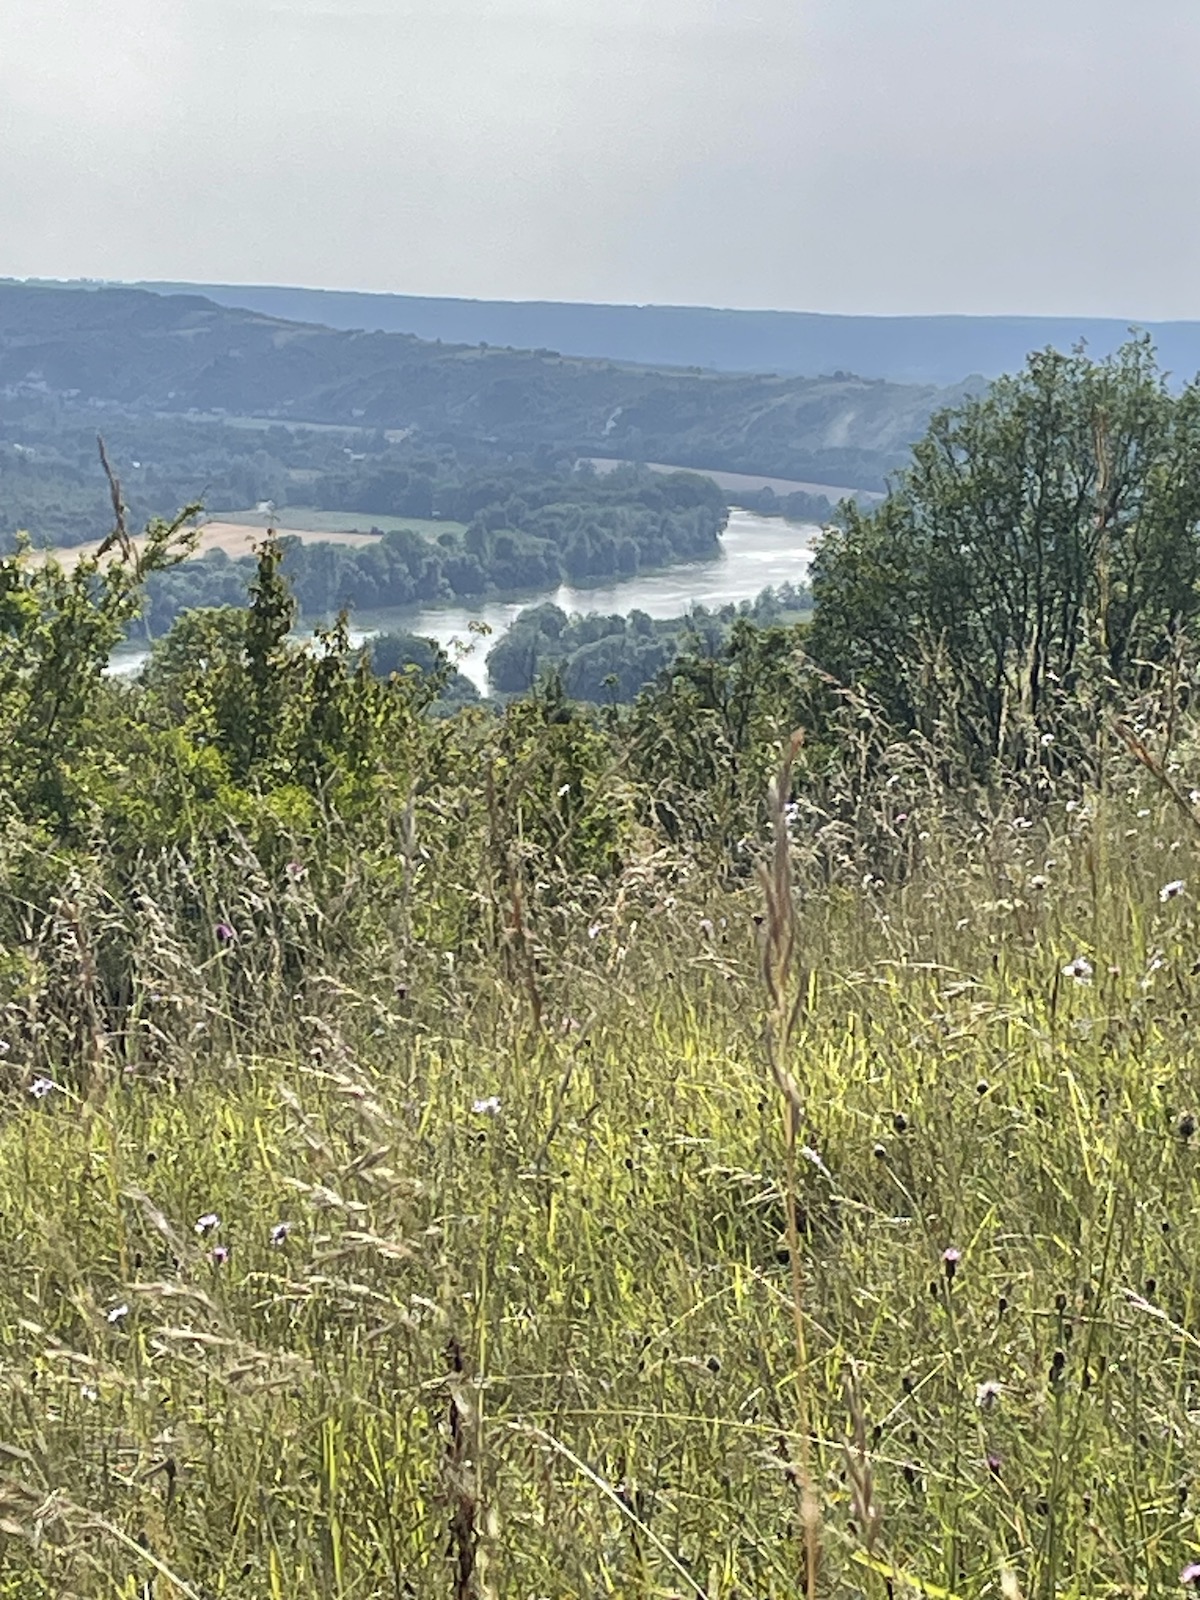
[[0, 281, 959, 491]]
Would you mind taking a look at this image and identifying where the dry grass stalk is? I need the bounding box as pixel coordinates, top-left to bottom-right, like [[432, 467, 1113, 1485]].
[[757, 726, 821, 1599]]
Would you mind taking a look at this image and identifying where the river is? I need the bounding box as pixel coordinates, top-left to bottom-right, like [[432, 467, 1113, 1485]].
[[114, 510, 820, 693], [346, 510, 819, 693]]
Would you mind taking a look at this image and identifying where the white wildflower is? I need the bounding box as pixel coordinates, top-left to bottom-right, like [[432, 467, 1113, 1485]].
[[194, 1212, 220, 1236], [106, 1304, 129, 1325], [472, 1096, 502, 1117], [1160, 879, 1185, 902], [269, 1222, 291, 1247], [1062, 955, 1094, 985], [28, 1077, 57, 1099]]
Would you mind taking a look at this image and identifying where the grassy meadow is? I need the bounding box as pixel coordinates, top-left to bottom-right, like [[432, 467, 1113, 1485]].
[[218, 508, 468, 539], [4, 739, 1200, 1599]]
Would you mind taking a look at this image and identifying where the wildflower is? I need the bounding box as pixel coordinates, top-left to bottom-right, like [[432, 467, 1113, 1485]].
[[557, 782, 571, 798], [986, 1452, 1003, 1478], [79, 1384, 98, 1402], [1029, 874, 1049, 891], [587, 921, 602, 940], [1161, 879, 1186, 902], [194, 1213, 220, 1236], [1181, 1563, 1200, 1588], [1061, 955, 1093, 986], [698, 917, 714, 939], [800, 1145, 833, 1181], [214, 921, 236, 943], [942, 1247, 962, 1282], [28, 1077, 56, 1099], [975, 1379, 1003, 1410], [106, 1304, 129, 1325], [284, 860, 306, 881], [269, 1222, 291, 1247], [1040, 731, 1055, 747], [872, 1142, 888, 1161], [472, 1096, 501, 1116], [211, 1245, 231, 1266], [0, 1038, 9, 1054]]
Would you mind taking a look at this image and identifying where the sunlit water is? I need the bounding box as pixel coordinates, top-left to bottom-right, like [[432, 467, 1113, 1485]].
[[114, 511, 820, 694]]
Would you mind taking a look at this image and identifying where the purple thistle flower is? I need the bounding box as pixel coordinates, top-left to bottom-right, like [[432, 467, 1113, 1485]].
[[211, 1245, 231, 1266], [942, 1246, 962, 1281], [215, 921, 236, 943], [1181, 1564, 1200, 1588], [986, 1452, 1002, 1478]]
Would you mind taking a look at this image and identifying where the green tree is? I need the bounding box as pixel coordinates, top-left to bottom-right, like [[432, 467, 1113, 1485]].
[[241, 534, 297, 776], [809, 340, 1200, 765]]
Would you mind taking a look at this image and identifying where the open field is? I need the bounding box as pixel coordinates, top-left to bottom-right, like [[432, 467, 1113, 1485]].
[[218, 506, 466, 538], [586, 457, 879, 502], [29, 509, 467, 570]]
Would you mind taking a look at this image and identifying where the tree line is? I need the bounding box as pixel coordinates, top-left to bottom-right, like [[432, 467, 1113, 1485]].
[[139, 464, 728, 633]]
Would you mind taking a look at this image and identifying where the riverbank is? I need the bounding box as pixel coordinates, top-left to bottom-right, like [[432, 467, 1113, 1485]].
[[112, 510, 820, 692]]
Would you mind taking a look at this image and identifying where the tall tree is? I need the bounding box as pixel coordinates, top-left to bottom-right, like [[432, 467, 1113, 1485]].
[[809, 339, 1200, 765]]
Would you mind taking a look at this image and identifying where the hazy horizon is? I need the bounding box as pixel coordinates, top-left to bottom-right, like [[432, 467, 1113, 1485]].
[[3, 0, 1199, 320]]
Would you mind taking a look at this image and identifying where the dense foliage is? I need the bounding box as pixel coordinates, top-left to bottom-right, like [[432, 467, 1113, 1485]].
[[486, 583, 811, 701], [810, 339, 1200, 766]]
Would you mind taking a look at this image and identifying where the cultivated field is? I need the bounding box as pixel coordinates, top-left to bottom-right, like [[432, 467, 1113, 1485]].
[[29, 509, 466, 570]]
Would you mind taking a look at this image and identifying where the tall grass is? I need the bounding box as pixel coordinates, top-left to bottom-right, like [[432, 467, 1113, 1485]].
[[3, 725, 1200, 1596]]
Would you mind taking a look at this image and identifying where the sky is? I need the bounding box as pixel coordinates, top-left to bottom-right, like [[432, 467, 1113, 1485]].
[[2, 0, 1199, 318]]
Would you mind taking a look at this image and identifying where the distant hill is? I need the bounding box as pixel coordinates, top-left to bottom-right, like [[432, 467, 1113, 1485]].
[[0, 282, 963, 491], [134, 282, 1200, 387]]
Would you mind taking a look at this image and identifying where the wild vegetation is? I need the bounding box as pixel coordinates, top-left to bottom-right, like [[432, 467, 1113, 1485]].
[[2, 342, 1200, 1598]]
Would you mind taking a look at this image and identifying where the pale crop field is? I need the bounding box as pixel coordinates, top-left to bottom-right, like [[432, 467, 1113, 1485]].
[[29, 509, 466, 571]]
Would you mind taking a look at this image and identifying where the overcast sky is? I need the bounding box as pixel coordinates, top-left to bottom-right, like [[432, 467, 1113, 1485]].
[[2, 0, 1198, 317]]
